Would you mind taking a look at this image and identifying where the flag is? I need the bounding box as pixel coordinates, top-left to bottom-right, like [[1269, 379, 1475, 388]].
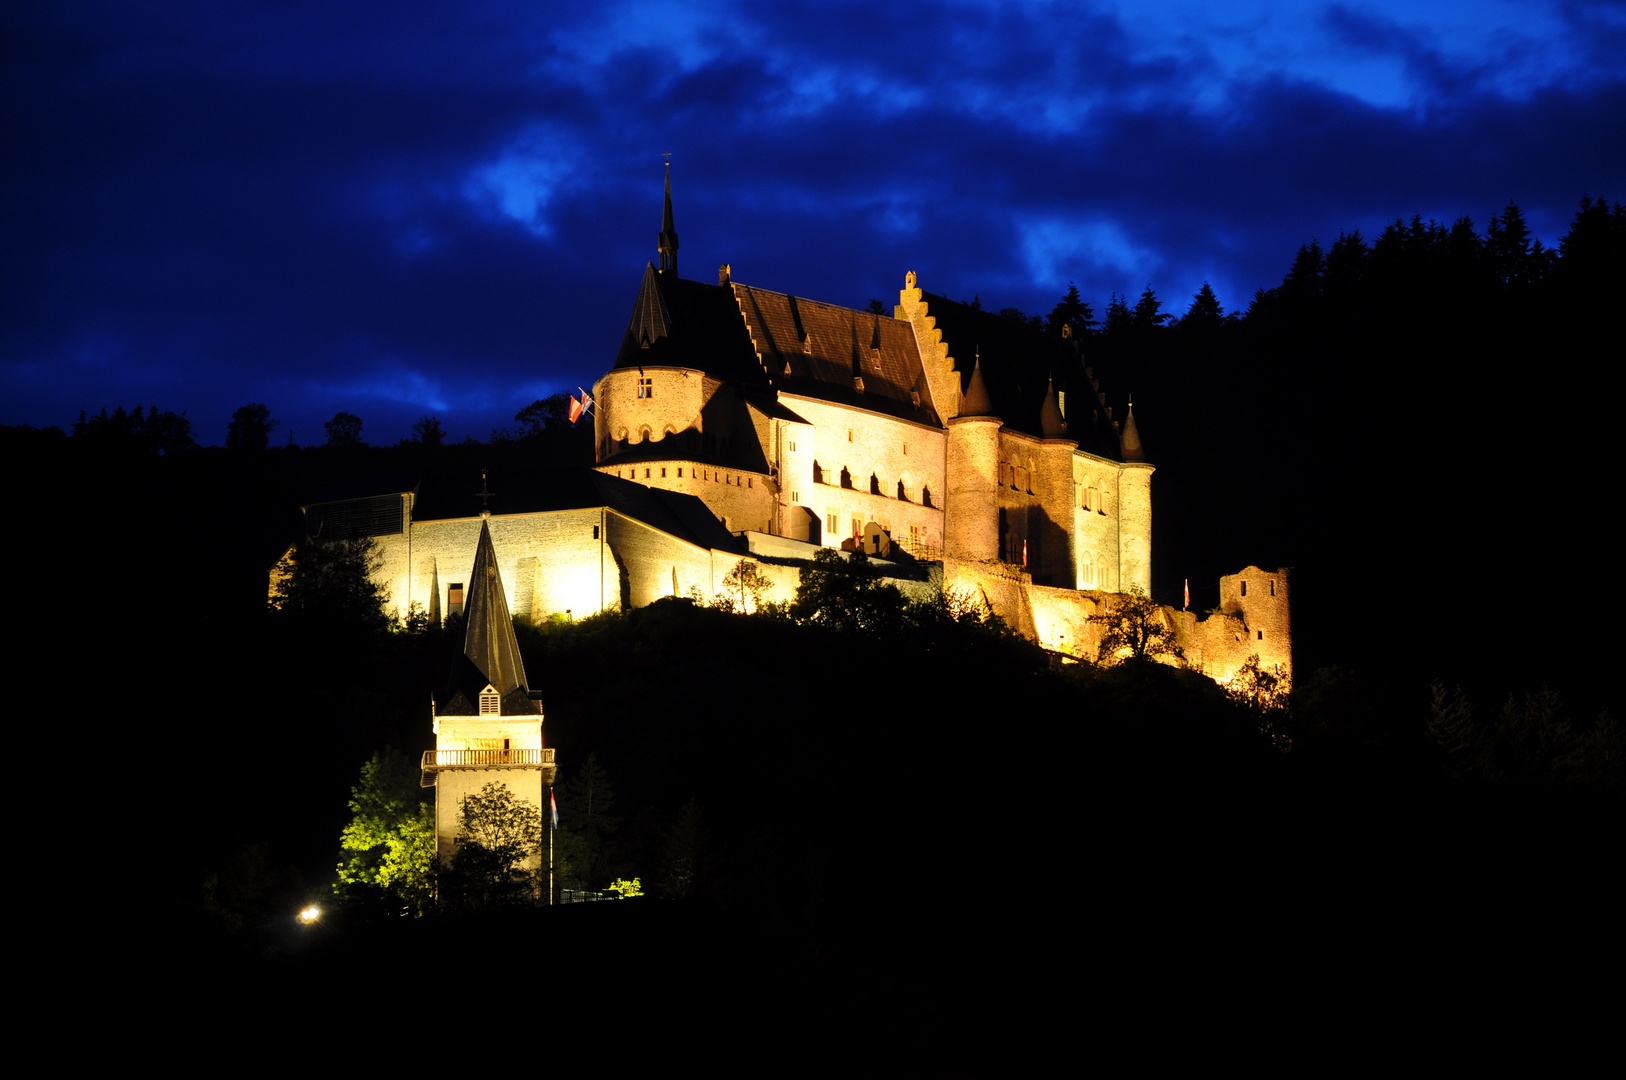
[[550, 790, 559, 829], [568, 395, 583, 423], [1184, 579, 1189, 610], [1022, 539, 1028, 568]]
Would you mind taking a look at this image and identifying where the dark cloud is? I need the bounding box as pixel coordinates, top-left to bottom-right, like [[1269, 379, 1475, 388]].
[[4, 1, 1622, 443]]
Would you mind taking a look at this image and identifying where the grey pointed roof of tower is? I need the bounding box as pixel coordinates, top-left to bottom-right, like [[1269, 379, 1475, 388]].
[[1039, 378, 1068, 438], [441, 518, 541, 715], [959, 357, 996, 418], [658, 164, 679, 275], [1120, 402, 1146, 462]]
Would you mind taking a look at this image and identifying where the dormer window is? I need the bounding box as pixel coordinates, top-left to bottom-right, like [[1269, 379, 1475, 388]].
[[479, 684, 501, 715]]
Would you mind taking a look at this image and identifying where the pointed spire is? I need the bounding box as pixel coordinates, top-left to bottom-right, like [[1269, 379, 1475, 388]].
[[1120, 399, 1146, 462], [630, 262, 672, 349], [1040, 378, 1067, 438], [658, 162, 679, 277], [462, 519, 532, 703], [959, 356, 994, 418]]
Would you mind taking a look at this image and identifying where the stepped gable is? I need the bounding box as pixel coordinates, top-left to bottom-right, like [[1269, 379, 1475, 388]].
[[732, 284, 940, 426], [612, 266, 766, 385], [920, 292, 1121, 457]]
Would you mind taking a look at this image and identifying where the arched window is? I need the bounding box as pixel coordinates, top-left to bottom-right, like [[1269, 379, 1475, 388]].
[[922, 485, 934, 509], [840, 467, 853, 490], [897, 480, 908, 501], [870, 473, 882, 495], [639, 426, 651, 443], [813, 460, 824, 484]]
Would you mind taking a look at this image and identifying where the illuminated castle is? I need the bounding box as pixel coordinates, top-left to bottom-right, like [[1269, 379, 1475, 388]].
[[305, 171, 1291, 687]]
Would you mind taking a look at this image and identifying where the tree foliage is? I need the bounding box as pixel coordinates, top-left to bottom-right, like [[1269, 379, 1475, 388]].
[[226, 403, 277, 452], [719, 560, 773, 614], [789, 548, 906, 632], [268, 537, 392, 632], [324, 411, 364, 448], [1089, 586, 1184, 666], [1226, 654, 1291, 750], [335, 749, 435, 915], [555, 754, 621, 889], [72, 404, 196, 455], [443, 782, 544, 906]]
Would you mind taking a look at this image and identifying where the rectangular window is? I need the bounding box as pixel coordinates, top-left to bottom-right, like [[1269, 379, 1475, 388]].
[[848, 429, 854, 442], [852, 515, 863, 537], [638, 377, 653, 399], [827, 513, 838, 535], [448, 584, 464, 615], [1258, 630, 1264, 640], [645, 468, 651, 478], [747, 477, 753, 488], [660, 467, 667, 478], [791, 491, 800, 503], [1270, 581, 1276, 596], [1241, 581, 1248, 597], [788, 439, 796, 452], [592, 525, 600, 540], [677, 467, 683, 477]]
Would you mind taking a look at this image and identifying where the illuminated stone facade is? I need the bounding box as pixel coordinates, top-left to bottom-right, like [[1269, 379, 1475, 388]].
[[302, 184, 1291, 690]]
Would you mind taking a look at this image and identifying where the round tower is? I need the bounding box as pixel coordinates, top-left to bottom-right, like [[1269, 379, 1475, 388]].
[[945, 358, 1001, 562]]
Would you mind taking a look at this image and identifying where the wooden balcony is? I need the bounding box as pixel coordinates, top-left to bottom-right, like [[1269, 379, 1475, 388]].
[[420, 748, 556, 787]]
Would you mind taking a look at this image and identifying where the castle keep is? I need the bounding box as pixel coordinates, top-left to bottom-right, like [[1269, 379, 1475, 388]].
[[303, 172, 1291, 687]]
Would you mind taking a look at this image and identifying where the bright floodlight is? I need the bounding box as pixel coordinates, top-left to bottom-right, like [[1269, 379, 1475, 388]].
[[298, 905, 321, 925]]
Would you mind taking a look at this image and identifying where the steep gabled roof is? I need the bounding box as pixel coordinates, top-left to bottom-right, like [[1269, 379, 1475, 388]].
[[441, 518, 540, 716], [733, 285, 940, 426]]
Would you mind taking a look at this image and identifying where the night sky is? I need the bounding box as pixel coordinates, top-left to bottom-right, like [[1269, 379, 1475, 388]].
[[5, 1, 1623, 446]]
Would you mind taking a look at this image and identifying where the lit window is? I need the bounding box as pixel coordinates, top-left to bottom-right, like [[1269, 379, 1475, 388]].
[[448, 583, 464, 615], [638, 377, 653, 399], [479, 686, 500, 714]]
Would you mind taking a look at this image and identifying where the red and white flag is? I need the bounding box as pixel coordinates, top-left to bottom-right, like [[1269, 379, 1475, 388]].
[[568, 395, 583, 423], [1183, 579, 1190, 610]]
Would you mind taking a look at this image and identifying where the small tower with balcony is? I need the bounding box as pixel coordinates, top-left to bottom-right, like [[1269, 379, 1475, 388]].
[[422, 518, 555, 865]]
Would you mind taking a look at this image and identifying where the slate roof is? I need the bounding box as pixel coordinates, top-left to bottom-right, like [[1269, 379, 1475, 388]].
[[439, 518, 541, 716], [920, 292, 1128, 459], [612, 265, 768, 385], [412, 468, 740, 554], [732, 285, 941, 426]]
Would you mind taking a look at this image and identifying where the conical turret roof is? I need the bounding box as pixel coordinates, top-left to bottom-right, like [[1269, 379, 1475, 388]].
[[1039, 378, 1067, 438], [1120, 402, 1146, 462], [959, 357, 995, 418]]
